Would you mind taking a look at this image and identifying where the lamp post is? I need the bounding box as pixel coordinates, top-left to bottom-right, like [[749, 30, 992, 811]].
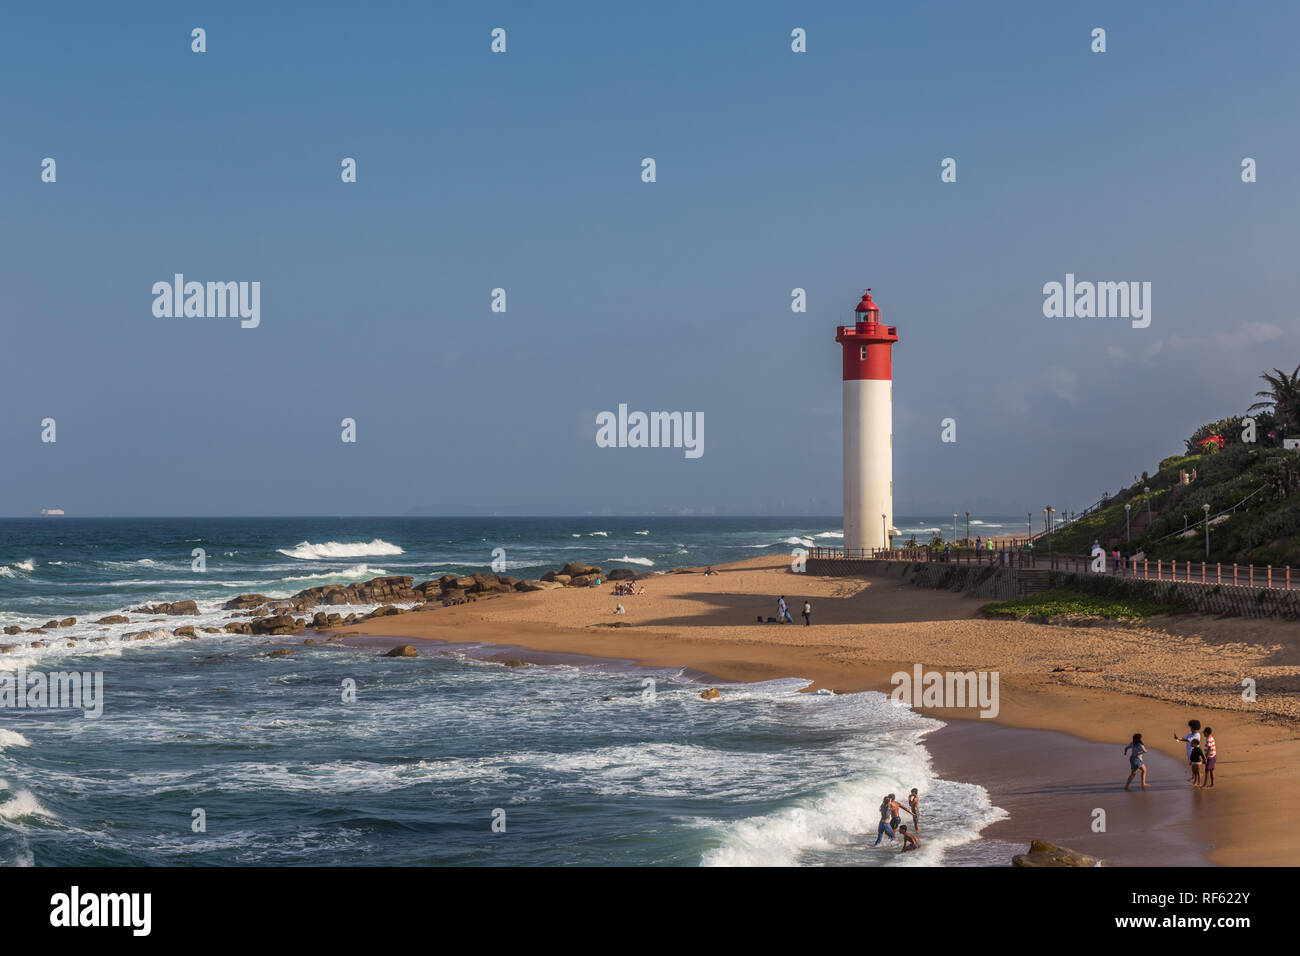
[[1144, 486, 1151, 526], [1043, 507, 1051, 567], [952, 513, 957, 545], [1203, 503, 1211, 558], [1124, 503, 1131, 545], [1027, 512, 1032, 540], [965, 510, 970, 545], [882, 513, 887, 553]]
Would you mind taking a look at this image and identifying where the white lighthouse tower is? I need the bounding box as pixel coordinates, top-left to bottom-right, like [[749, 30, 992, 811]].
[[835, 289, 898, 555]]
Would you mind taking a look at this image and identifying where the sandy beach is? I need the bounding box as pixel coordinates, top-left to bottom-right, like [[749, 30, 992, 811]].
[[334, 555, 1300, 866]]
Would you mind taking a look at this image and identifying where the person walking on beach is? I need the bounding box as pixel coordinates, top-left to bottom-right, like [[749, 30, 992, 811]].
[[1175, 720, 1202, 781], [777, 596, 793, 624], [898, 824, 920, 853], [873, 796, 896, 846], [802, 600, 811, 626], [1201, 728, 1217, 787], [1124, 733, 1149, 790]]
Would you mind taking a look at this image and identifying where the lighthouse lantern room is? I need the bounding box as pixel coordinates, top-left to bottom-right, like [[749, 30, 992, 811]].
[[835, 289, 899, 554]]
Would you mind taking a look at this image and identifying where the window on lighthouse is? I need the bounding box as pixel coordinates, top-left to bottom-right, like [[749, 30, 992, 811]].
[[860, 346, 867, 360]]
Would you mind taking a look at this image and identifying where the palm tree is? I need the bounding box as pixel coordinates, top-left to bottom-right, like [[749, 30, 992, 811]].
[[1248, 365, 1300, 432]]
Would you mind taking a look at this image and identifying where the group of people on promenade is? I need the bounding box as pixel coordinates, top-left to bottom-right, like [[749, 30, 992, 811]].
[[1123, 720, 1219, 789], [873, 789, 922, 853]]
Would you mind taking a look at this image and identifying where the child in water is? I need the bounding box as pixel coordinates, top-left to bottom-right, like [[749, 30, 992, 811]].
[[898, 825, 920, 853], [1124, 733, 1148, 790]]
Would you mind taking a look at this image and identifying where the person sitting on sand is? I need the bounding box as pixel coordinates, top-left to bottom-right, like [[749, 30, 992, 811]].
[[907, 788, 920, 828], [1201, 728, 1217, 788], [1188, 738, 1205, 786], [615, 603, 625, 615], [1124, 733, 1149, 790], [873, 796, 896, 846], [898, 824, 919, 852]]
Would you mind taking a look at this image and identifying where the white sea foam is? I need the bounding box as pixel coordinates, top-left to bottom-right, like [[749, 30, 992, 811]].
[[281, 564, 387, 582], [815, 531, 844, 539], [634, 531, 650, 535], [0, 729, 32, 751], [277, 539, 405, 560], [0, 788, 56, 822], [609, 556, 655, 566], [587, 532, 608, 537]]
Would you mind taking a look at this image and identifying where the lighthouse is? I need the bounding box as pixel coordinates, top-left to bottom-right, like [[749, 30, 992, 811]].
[[835, 289, 898, 554]]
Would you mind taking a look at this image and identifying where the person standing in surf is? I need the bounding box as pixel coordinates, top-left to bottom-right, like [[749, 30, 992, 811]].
[[872, 796, 896, 846], [907, 788, 920, 829], [1124, 733, 1149, 790]]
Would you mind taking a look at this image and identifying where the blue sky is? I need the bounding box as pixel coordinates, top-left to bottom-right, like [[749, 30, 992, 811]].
[[3, 1, 1298, 516]]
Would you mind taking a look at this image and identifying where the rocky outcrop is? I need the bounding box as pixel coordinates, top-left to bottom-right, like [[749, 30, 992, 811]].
[[540, 571, 571, 585], [130, 600, 199, 616], [266, 648, 294, 658], [606, 569, 637, 581], [700, 688, 721, 700], [562, 562, 601, 578], [223, 621, 252, 634], [173, 626, 198, 639], [223, 594, 271, 611], [384, 645, 419, 658], [250, 615, 304, 636], [2, 626, 21, 635], [1012, 840, 1101, 867], [94, 615, 130, 625]]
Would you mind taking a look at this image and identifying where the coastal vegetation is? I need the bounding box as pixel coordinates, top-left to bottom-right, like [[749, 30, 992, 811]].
[[980, 588, 1169, 622], [1045, 366, 1300, 565]]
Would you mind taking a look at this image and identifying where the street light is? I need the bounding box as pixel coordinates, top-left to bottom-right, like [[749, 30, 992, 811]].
[[1048, 507, 1056, 568], [882, 513, 887, 553], [1144, 486, 1152, 526], [1203, 503, 1211, 557], [953, 513, 958, 545], [1124, 503, 1131, 545], [965, 510, 970, 545]]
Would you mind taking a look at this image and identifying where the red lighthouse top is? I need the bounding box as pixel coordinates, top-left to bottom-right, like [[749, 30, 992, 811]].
[[854, 289, 880, 319], [836, 288, 898, 381]]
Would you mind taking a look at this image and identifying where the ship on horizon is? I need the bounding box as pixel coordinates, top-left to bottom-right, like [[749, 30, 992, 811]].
[[40, 508, 65, 516]]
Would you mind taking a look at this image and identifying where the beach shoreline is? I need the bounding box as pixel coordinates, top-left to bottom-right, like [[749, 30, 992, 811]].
[[333, 555, 1300, 866]]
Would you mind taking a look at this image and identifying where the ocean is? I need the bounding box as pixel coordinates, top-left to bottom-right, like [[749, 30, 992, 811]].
[[0, 516, 1016, 866]]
